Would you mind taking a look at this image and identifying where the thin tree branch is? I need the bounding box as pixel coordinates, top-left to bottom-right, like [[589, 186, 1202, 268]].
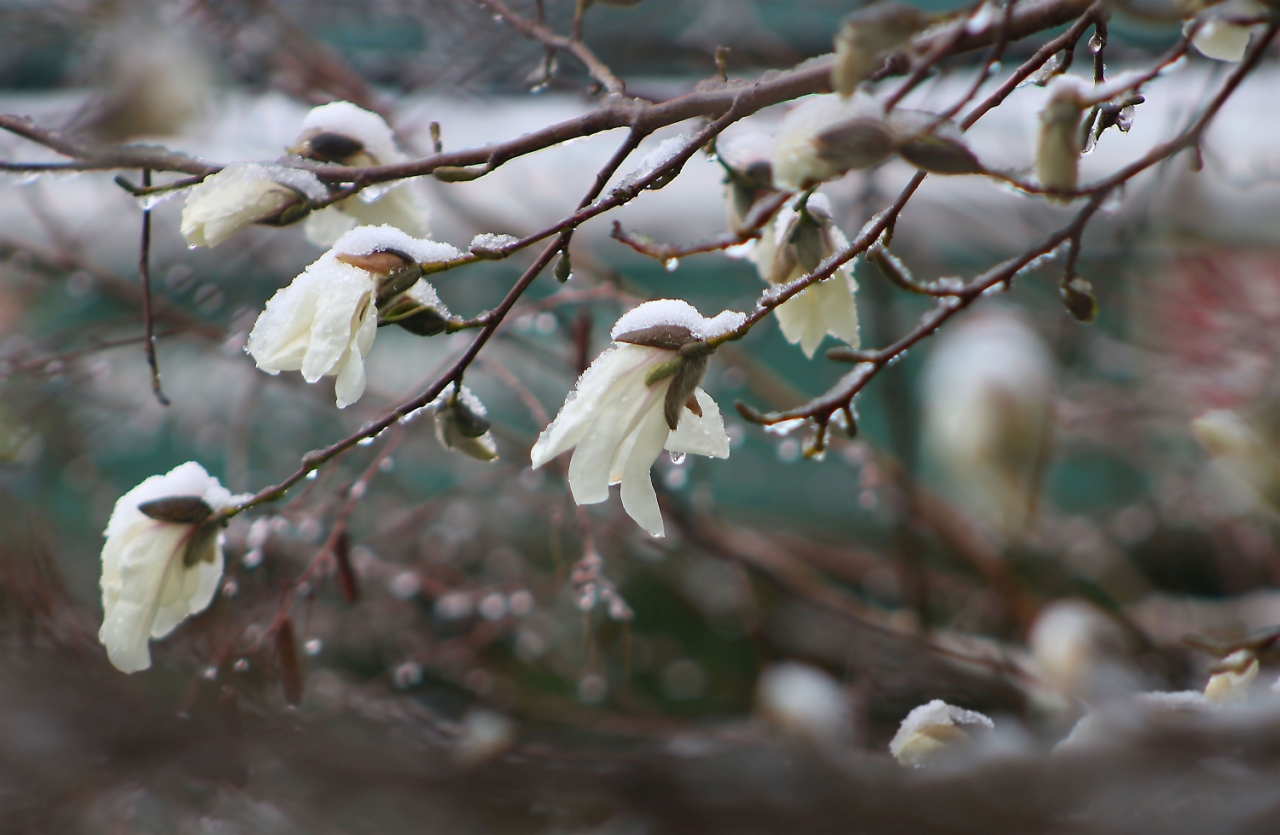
[[137, 169, 169, 406]]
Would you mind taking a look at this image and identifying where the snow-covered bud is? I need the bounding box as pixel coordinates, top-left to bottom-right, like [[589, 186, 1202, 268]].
[[530, 300, 743, 537], [832, 2, 929, 96], [247, 225, 462, 408], [886, 110, 985, 175], [1060, 276, 1099, 323], [292, 101, 431, 247], [772, 95, 894, 191], [1191, 409, 1280, 511], [99, 462, 248, 673], [379, 280, 453, 336], [752, 193, 860, 358], [431, 383, 498, 462], [180, 163, 327, 248], [756, 662, 853, 744], [1204, 649, 1259, 703], [1036, 77, 1090, 198], [889, 700, 994, 767], [920, 308, 1055, 534]]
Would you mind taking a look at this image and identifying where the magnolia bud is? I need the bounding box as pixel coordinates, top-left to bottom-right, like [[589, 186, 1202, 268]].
[[832, 3, 929, 96], [1060, 276, 1098, 323], [773, 95, 894, 191], [432, 384, 498, 462], [378, 280, 452, 337], [1036, 77, 1089, 198], [553, 251, 573, 283], [887, 110, 984, 175]]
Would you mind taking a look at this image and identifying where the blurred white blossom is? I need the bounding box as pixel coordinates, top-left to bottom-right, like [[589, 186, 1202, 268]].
[[772, 94, 893, 191], [99, 462, 247, 673], [530, 300, 742, 536], [1204, 649, 1259, 703], [1036, 76, 1089, 196], [921, 308, 1054, 535], [180, 163, 327, 247], [755, 661, 852, 744]]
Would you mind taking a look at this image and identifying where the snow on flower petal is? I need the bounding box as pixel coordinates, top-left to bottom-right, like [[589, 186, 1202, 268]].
[[293, 101, 431, 246], [247, 224, 454, 408], [889, 699, 994, 767], [532, 300, 737, 537], [99, 462, 249, 673], [180, 163, 327, 248]]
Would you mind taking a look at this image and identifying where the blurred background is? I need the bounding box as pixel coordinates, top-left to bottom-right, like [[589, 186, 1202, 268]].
[[3, 0, 1280, 832]]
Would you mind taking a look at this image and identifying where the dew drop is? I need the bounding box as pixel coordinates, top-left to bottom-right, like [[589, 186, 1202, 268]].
[[233, 658, 250, 672], [664, 257, 680, 273], [304, 638, 323, 656], [669, 451, 686, 465]]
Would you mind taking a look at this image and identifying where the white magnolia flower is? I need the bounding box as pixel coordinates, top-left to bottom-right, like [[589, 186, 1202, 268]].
[[530, 299, 744, 537], [772, 94, 894, 191], [99, 461, 247, 673], [1204, 649, 1259, 703], [181, 163, 328, 248], [1187, 1, 1264, 61], [1035, 76, 1089, 196], [752, 193, 860, 358], [756, 661, 853, 744], [293, 101, 431, 247], [889, 699, 994, 767], [921, 308, 1054, 535], [247, 224, 461, 408]]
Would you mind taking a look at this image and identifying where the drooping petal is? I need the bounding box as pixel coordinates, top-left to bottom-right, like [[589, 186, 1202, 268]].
[[617, 400, 674, 537], [332, 349, 368, 409], [300, 276, 373, 383], [817, 272, 861, 348], [99, 521, 189, 673], [666, 389, 730, 459], [531, 345, 664, 469], [568, 370, 664, 506], [1191, 20, 1252, 62]]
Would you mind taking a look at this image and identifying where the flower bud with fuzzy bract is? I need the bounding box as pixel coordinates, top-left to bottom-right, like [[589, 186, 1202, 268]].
[[1035, 76, 1090, 197], [431, 382, 498, 462], [751, 193, 860, 358], [293, 101, 431, 247], [772, 94, 894, 191], [247, 225, 461, 408], [99, 462, 248, 673], [180, 163, 328, 248], [530, 300, 743, 537]]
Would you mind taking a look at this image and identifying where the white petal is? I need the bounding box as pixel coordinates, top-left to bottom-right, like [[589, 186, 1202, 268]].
[[99, 521, 188, 673], [304, 206, 359, 247], [332, 350, 368, 408], [339, 185, 431, 239], [666, 389, 730, 459], [1192, 20, 1252, 62], [151, 547, 223, 639], [531, 345, 662, 469], [618, 400, 673, 537], [568, 376, 664, 506], [301, 282, 373, 383], [817, 271, 861, 348]]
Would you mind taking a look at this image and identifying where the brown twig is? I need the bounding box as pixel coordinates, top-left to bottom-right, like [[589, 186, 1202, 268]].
[[137, 169, 169, 406], [472, 0, 626, 95]]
